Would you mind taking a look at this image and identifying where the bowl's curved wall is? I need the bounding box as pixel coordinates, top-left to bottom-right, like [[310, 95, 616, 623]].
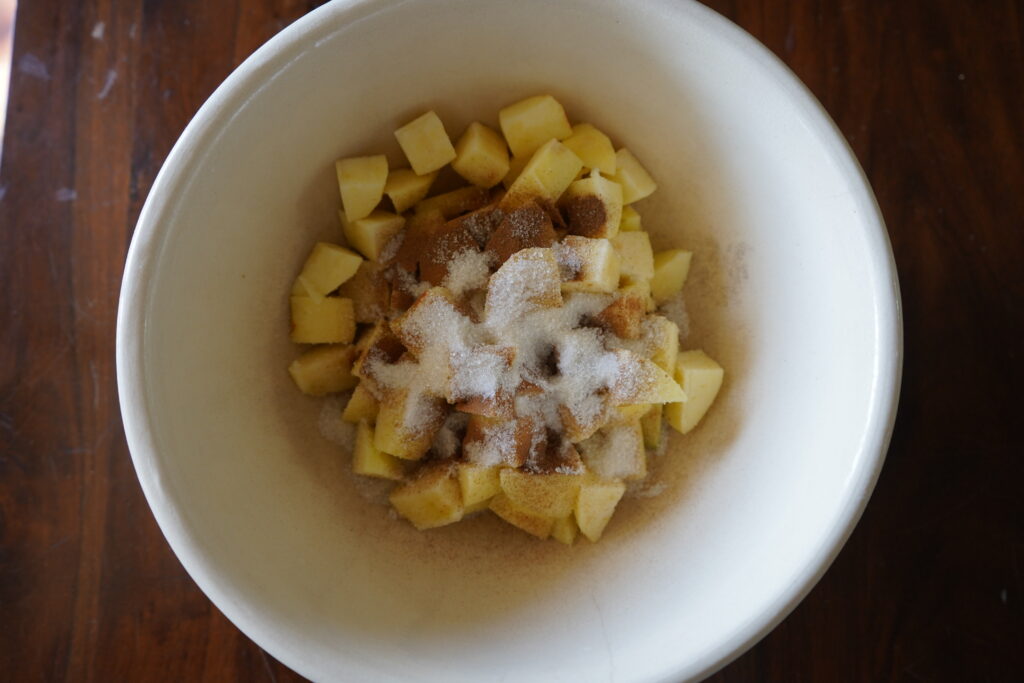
[[118, 1, 901, 681]]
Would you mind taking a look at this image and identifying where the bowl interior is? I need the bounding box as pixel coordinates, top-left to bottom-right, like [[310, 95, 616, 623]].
[[119, 0, 899, 681]]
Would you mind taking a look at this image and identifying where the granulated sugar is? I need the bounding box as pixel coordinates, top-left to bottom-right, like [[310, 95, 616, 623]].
[[318, 395, 355, 451], [578, 421, 644, 479], [347, 244, 672, 470], [659, 291, 690, 341], [442, 248, 492, 297]]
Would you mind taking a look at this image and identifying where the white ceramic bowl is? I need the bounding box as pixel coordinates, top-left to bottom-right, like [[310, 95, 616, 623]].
[[117, 0, 902, 680]]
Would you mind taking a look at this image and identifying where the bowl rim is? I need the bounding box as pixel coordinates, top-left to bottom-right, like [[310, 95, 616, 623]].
[[116, 0, 903, 681]]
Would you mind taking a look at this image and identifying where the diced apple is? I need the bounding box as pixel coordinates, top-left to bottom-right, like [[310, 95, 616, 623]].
[[457, 462, 502, 513], [556, 236, 620, 294], [608, 350, 686, 405], [414, 186, 491, 218], [502, 154, 530, 189], [290, 296, 356, 344], [498, 94, 573, 159], [620, 280, 655, 312], [489, 493, 554, 539], [612, 231, 655, 285], [575, 475, 626, 542], [504, 139, 584, 204], [394, 110, 457, 175], [666, 350, 724, 434], [447, 346, 515, 406], [463, 415, 528, 467], [641, 405, 663, 450], [341, 210, 405, 262], [336, 155, 388, 222], [637, 315, 680, 376], [551, 514, 579, 545], [561, 172, 623, 239], [374, 389, 446, 460], [287, 344, 358, 395], [353, 421, 405, 480], [578, 420, 646, 481], [619, 205, 642, 232], [484, 201, 556, 265], [391, 287, 473, 359], [651, 249, 693, 304], [558, 396, 611, 444], [352, 321, 406, 391], [384, 168, 437, 214], [485, 247, 563, 324], [561, 123, 617, 175], [612, 403, 653, 423], [335, 260, 388, 323], [499, 469, 581, 518], [342, 382, 379, 423], [293, 242, 362, 298], [389, 463, 464, 530], [595, 290, 646, 339], [452, 122, 510, 188], [610, 148, 657, 204]]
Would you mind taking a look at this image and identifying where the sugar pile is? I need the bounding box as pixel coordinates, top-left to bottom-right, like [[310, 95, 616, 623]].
[[358, 242, 666, 471], [442, 248, 492, 298]]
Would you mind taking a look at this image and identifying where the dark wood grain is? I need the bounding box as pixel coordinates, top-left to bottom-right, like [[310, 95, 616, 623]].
[[0, 1, 1020, 680]]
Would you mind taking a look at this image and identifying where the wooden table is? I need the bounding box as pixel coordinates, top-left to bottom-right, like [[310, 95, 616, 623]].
[[1, 1, 1021, 680]]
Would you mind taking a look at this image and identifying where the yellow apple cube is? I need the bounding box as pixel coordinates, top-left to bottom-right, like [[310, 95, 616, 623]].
[[374, 389, 445, 460], [452, 122, 510, 188], [557, 236, 620, 294], [561, 173, 623, 238], [640, 315, 680, 376], [287, 344, 358, 395], [562, 123, 617, 175], [294, 242, 362, 298], [336, 260, 388, 323], [575, 475, 626, 542], [336, 155, 388, 221], [613, 403, 653, 422], [414, 185, 491, 218], [290, 296, 356, 344], [394, 110, 456, 175], [612, 231, 655, 285], [457, 463, 502, 513], [620, 280, 656, 312], [551, 514, 579, 545], [499, 469, 582, 518], [502, 154, 530, 189], [342, 382, 379, 423], [641, 405, 663, 450], [666, 350, 724, 434], [619, 205, 642, 232], [489, 493, 554, 539], [651, 249, 693, 304], [486, 247, 563, 323], [341, 210, 405, 261], [609, 350, 686, 405], [505, 139, 583, 204], [384, 168, 437, 214], [389, 464, 464, 530], [353, 421, 405, 480], [579, 420, 646, 481], [595, 291, 647, 339], [610, 148, 657, 204], [498, 94, 573, 158]]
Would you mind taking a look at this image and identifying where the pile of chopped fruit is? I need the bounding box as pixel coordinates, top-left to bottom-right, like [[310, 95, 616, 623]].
[[287, 95, 724, 544]]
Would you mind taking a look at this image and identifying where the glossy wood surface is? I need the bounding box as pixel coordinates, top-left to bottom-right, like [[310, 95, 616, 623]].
[[1, 1, 1021, 680]]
